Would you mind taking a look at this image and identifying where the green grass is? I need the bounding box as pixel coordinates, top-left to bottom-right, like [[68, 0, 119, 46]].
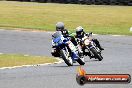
[[0, 54, 58, 67], [0, 1, 132, 35]]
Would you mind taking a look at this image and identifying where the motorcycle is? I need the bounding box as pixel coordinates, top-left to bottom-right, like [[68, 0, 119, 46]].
[[52, 31, 85, 66], [78, 32, 103, 61]]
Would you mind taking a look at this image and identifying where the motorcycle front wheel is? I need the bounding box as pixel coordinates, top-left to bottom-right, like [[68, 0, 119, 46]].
[[77, 56, 85, 65], [60, 49, 73, 66], [90, 47, 103, 61]]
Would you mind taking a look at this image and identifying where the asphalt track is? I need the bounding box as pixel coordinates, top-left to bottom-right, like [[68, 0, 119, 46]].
[[0, 29, 132, 88]]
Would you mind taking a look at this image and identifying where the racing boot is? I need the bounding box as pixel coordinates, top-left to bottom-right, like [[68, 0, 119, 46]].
[[97, 43, 104, 50], [93, 39, 104, 50], [99, 46, 104, 50], [51, 49, 60, 57]]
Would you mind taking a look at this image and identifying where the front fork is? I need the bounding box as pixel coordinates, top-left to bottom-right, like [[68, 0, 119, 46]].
[[86, 45, 94, 57], [87, 43, 101, 58], [86, 42, 98, 58], [67, 41, 80, 60]]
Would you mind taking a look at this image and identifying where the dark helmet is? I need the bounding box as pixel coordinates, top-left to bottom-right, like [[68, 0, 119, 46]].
[[76, 26, 84, 37], [62, 29, 69, 37], [56, 22, 65, 31]]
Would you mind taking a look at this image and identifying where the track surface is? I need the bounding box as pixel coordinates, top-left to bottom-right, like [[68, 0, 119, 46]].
[[0, 29, 132, 88]]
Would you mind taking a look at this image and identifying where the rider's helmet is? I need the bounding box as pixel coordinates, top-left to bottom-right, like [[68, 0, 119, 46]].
[[76, 26, 85, 38], [62, 29, 69, 37], [56, 22, 65, 31]]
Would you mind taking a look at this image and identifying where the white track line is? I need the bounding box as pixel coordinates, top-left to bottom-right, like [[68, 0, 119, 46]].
[[0, 53, 3, 55], [0, 56, 63, 70], [112, 35, 122, 37]]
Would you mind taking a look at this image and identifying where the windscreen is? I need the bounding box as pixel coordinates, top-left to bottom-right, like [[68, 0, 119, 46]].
[[52, 31, 62, 38]]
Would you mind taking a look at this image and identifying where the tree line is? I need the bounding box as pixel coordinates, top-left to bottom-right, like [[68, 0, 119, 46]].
[[20, 0, 132, 5]]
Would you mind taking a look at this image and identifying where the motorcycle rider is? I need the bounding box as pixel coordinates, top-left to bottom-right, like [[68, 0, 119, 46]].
[[75, 26, 104, 56], [51, 22, 77, 57]]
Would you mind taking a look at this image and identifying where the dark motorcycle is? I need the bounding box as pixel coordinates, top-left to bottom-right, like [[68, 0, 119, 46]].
[[78, 33, 103, 61]]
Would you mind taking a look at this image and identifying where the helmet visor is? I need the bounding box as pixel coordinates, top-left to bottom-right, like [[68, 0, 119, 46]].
[[56, 27, 64, 31]]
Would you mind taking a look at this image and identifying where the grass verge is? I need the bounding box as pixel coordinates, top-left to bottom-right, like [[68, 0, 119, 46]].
[[0, 1, 132, 35], [0, 54, 58, 68]]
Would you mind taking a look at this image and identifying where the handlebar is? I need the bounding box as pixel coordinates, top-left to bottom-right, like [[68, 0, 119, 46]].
[[86, 32, 92, 37]]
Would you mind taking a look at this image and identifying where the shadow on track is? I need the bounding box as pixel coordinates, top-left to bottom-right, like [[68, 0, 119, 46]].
[[85, 59, 99, 62], [53, 64, 81, 68], [52, 59, 99, 68]]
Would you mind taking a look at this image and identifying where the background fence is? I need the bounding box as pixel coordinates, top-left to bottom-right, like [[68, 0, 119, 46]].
[[4, 0, 132, 5]]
